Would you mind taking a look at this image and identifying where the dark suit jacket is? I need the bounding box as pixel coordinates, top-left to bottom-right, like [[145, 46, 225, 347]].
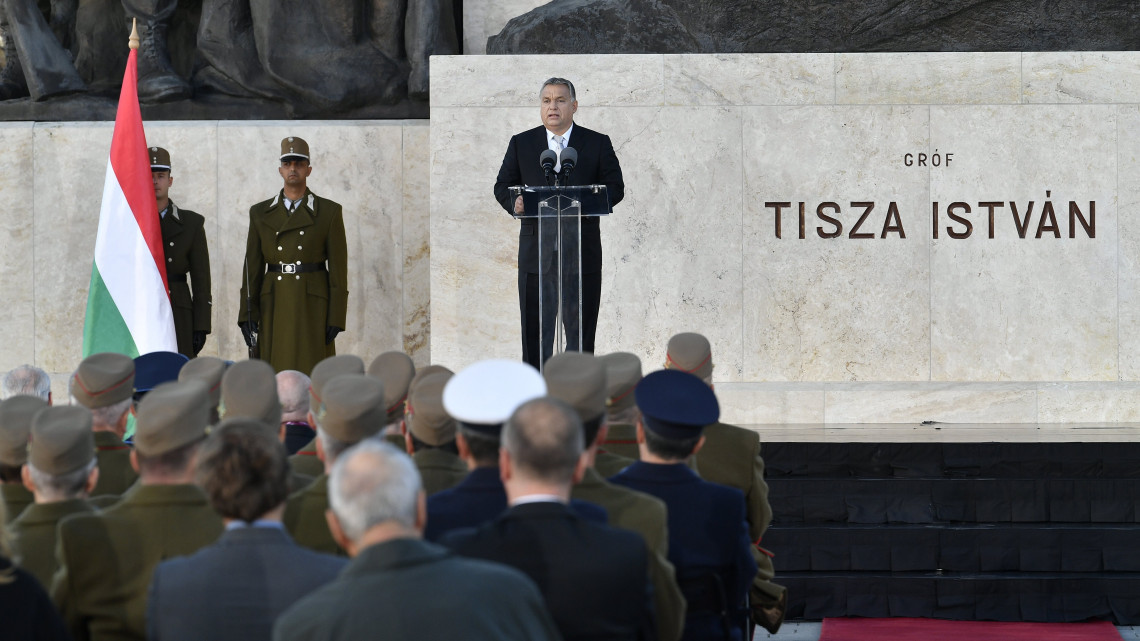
[[493, 124, 625, 274], [160, 202, 212, 357], [0, 557, 70, 641], [442, 501, 654, 641], [272, 538, 560, 641], [424, 466, 607, 542], [147, 525, 346, 641], [612, 462, 756, 641]]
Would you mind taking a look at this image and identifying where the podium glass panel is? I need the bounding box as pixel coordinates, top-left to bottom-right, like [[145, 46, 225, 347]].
[[510, 185, 611, 370]]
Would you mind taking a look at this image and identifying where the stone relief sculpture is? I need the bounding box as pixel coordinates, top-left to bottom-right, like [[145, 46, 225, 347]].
[[0, 0, 457, 119]]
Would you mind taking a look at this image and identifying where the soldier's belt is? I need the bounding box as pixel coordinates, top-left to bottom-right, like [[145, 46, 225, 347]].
[[167, 273, 187, 283], [267, 262, 326, 274]]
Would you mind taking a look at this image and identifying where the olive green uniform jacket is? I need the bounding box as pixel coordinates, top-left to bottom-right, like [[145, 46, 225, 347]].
[[238, 189, 349, 375], [288, 439, 325, 478], [282, 475, 345, 557], [572, 467, 686, 641], [160, 202, 212, 358], [600, 422, 640, 460], [10, 498, 95, 588], [412, 448, 468, 496], [595, 449, 635, 479], [2, 483, 33, 523], [91, 431, 137, 500], [695, 421, 784, 605], [51, 483, 224, 641]]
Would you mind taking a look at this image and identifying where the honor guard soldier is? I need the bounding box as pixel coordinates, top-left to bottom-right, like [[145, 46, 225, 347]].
[[52, 380, 223, 641], [664, 332, 787, 632], [288, 355, 365, 478], [283, 374, 386, 555], [0, 395, 47, 522], [403, 371, 467, 496], [238, 137, 349, 375], [70, 353, 138, 498], [10, 407, 99, 587], [611, 369, 757, 641], [150, 147, 212, 358]]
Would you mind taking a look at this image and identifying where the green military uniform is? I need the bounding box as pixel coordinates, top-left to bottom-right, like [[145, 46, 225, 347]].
[[282, 474, 343, 556], [572, 467, 687, 641], [52, 484, 223, 640], [384, 433, 405, 449], [160, 201, 212, 358], [1, 484, 33, 523], [412, 449, 467, 496], [289, 354, 367, 478], [0, 395, 48, 523], [594, 449, 634, 479], [288, 439, 324, 477], [10, 498, 95, 587], [404, 370, 464, 496], [238, 185, 349, 375], [91, 431, 136, 499], [599, 422, 639, 460]]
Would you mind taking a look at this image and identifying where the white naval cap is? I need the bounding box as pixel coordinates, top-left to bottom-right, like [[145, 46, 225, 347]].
[[442, 360, 546, 433]]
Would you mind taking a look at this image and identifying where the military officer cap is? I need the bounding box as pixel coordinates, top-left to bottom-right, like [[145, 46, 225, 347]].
[[134, 380, 211, 457], [542, 352, 607, 423], [29, 406, 95, 475], [406, 371, 456, 446], [220, 359, 281, 426], [600, 352, 642, 413], [280, 136, 310, 162], [367, 352, 416, 424], [310, 355, 366, 406], [410, 365, 453, 390], [316, 374, 385, 444], [635, 369, 719, 440], [665, 332, 714, 381], [0, 395, 48, 466], [442, 360, 546, 435], [178, 356, 227, 409], [70, 352, 135, 409], [134, 351, 190, 395], [149, 147, 171, 171]]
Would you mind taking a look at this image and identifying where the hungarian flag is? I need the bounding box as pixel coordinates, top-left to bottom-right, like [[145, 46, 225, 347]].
[[82, 43, 176, 357]]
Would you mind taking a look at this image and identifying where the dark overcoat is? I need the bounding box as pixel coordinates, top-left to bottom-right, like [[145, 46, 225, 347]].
[[160, 202, 212, 358]]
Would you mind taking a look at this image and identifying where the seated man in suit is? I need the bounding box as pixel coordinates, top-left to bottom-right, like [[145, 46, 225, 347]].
[[147, 418, 346, 641], [611, 370, 757, 641], [273, 440, 560, 641], [443, 396, 655, 641]]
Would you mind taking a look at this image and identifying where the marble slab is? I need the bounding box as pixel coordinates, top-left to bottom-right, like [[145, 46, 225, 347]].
[[836, 52, 1022, 105], [0, 123, 35, 371], [402, 124, 431, 366], [824, 383, 1038, 424], [1024, 52, 1140, 104], [715, 383, 826, 425], [664, 54, 833, 106], [928, 105, 1117, 381], [742, 105, 932, 381], [1037, 383, 1140, 422], [1119, 105, 1140, 381]]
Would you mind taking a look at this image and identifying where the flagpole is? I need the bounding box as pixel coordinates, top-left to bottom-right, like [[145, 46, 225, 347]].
[[129, 19, 139, 50]]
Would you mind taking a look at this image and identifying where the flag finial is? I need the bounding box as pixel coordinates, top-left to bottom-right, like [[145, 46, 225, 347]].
[[129, 18, 139, 50]]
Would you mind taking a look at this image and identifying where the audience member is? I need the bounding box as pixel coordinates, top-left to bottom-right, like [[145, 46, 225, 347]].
[[288, 355, 365, 478], [1, 365, 53, 403], [546, 352, 687, 641], [282, 374, 385, 555], [444, 396, 656, 641], [71, 353, 139, 498], [131, 352, 189, 409], [147, 419, 346, 641], [664, 332, 785, 632], [178, 356, 227, 425], [273, 439, 560, 641], [0, 501, 70, 641], [52, 379, 223, 641], [0, 395, 47, 522], [220, 359, 283, 427], [10, 406, 99, 587], [402, 371, 467, 495], [276, 370, 313, 455], [611, 370, 756, 641], [597, 351, 643, 464], [366, 351, 416, 447]]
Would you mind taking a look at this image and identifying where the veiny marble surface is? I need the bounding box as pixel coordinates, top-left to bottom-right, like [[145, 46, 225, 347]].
[[1119, 105, 1140, 381], [836, 52, 1022, 105], [824, 383, 1038, 423], [928, 105, 1117, 381], [0, 123, 35, 370], [664, 54, 833, 106], [1037, 383, 1140, 423], [403, 124, 432, 365], [1023, 52, 1140, 104]]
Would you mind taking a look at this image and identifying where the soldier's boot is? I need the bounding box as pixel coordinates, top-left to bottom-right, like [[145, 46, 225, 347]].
[[0, 18, 30, 100], [137, 19, 189, 102]]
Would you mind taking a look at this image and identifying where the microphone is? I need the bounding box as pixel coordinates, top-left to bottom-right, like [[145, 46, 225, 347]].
[[539, 149, 557, 183], [559, 146, 577, 178]]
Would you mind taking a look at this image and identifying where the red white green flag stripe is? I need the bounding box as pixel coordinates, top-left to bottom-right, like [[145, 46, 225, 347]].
[[82, 47, 176, 358]]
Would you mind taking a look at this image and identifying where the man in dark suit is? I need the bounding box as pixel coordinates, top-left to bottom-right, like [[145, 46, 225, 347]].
[[611, 370, 757, 641], [493, 77, 625, 369], [273, 439, 560, 641], [147, 418, 345, 641], [443, 396, 655, 641]]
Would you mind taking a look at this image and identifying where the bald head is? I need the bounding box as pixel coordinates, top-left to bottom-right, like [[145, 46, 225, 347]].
[[2, 365, 51, 402], [504, 397, 584, 486], [328, 440, 422, 544], [276, 370, 311, 423]]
